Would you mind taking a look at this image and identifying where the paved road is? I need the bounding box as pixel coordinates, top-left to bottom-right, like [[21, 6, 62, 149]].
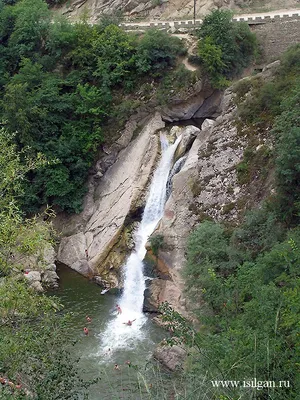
[[121, 8, 300, 27]]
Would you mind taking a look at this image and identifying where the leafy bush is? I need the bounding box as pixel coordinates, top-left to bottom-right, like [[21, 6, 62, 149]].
[[136, 29, 186, 77], [197, 10, 257, 87], [0, 131, 90, 399], [149, 234, 164, 257]]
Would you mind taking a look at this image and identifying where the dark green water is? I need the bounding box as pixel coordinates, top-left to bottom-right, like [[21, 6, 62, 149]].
[[50, 263, 166, 400]]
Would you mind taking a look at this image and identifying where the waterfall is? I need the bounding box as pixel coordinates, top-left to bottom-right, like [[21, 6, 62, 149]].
[[166, 155, 187, 199], [98, 134, 181, 354]]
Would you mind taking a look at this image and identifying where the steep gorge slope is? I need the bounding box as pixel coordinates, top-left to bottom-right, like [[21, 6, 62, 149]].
[[144, 62, 278, 315]]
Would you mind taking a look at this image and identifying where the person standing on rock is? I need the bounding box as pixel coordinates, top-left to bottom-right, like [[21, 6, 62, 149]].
[[85, 249, 88, 260]]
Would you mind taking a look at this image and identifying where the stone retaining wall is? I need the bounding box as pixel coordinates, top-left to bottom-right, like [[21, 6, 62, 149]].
[[250, 15, 300, 62]]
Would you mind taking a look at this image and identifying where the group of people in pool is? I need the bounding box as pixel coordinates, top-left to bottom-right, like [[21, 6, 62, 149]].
[[83, 304, 136, 335]]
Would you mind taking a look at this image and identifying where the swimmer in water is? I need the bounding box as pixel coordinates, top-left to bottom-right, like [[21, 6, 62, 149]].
[[83, 327, 89, 335], [123, 319, 136, 326], [116, 304, 122, 314]]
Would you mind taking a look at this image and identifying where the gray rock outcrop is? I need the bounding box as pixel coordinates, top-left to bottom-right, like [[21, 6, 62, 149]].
[[42, 270, 59, 289], [25, 271, 42, 283], [160, 82, 222, 122], [57, 113, 165, 281], [147, 64, 277, 313], [174, 125, 200, 159], [153, 344, 186, 371]]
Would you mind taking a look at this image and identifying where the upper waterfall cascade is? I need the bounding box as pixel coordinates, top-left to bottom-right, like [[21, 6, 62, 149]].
[[98, 133, 182, 354], [166, 155, 187, 199]]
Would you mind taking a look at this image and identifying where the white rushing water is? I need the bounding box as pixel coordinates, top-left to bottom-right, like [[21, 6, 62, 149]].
[[98, 133, 181, 355]]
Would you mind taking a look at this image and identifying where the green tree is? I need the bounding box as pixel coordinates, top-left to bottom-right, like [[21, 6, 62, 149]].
[[197, 36, 228, 88], [197, 10, 257, 85], [93, 24, 137, 88], [9, 0, 50, 62], [274, 83, 300, 223], [135, 29, 186, 77]]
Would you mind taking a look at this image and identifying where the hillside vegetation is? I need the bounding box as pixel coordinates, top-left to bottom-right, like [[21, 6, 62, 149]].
[[0, 0, 186, 213], [161, 45, 300, 400]]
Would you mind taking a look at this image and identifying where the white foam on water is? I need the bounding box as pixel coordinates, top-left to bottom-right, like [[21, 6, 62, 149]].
[[97, 134, 181, 357]]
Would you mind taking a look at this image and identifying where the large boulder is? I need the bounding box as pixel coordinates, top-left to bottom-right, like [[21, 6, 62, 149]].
[[160, 81, 215, 122], [30, 280, 44, 292], [201, 118, 215, 130], [58, 232, 87, 268], [24, 271, 41, 283], [153, 344, 186, 371], [193, 90, 222, 119], [42, 270, 59, 289], [174, 125, 200, 159], [143, 278, 184, 313]]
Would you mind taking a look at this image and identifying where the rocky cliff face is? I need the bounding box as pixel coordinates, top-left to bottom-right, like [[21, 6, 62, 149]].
[[56, 63, 276, 310], [57, 113, 164, 284], [144, 63, 277, 314], [58, 0, 298, 23]]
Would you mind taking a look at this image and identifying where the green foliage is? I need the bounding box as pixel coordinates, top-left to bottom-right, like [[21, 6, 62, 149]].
[[273, 84, 300, 224], [0, 128, 90, 399], [231, 206, 284, 260], [0, 0, 186, 213], [149, 234, 164, 257], [181, 204, 300, 398], [197, 10, 257, 87], [197, 36, 228, 88], [136, 29, 186, 77], [93, 25, 137, 88], [156, 64, 196, 105], [175, 221, 300, 398], [9, 0, 50, 62]]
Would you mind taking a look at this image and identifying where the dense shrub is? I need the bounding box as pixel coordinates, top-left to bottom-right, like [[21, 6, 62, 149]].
[[135, 29, 186, 77], [197, 10, 257, 87]]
